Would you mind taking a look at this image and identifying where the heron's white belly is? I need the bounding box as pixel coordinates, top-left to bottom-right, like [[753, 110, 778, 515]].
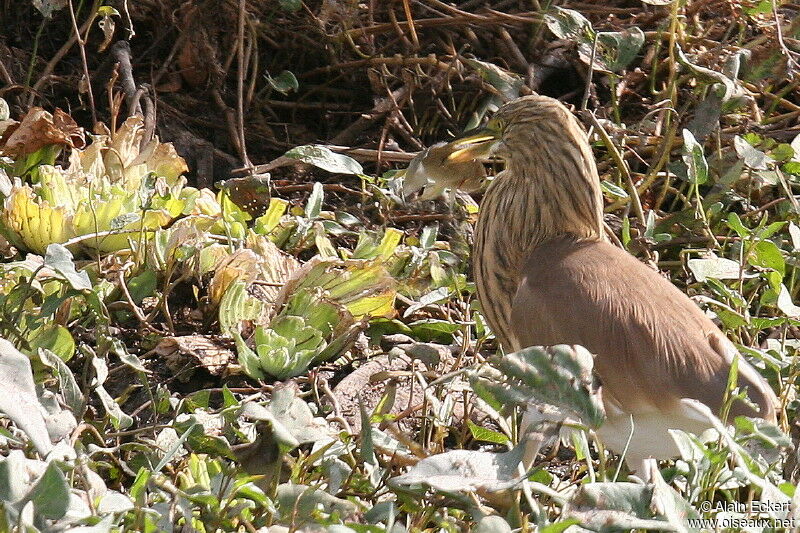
[[597, 399, 714, 473]]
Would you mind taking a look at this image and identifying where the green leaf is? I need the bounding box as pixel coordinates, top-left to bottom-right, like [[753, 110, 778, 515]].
[[544, 7, 593, 41], [681, 129, 708, 184], [419, 224, 439, 249], [28, 323, 75, 362], [255, 197, 290, 235], [253, 317, 325, 379], [314, 222, 338, 258], [219, 281, 265, 336], [278, 0, 301, 12], [540, 520, 582, 533], [467, 421, 509, 445], [783, 161, 800, 175], [26, 462, 69, 520], [97, 5, 120, 16], [726, 212, 751, 237], [771, 143, 795, 162], [127, 270, 158, 304], [375, 228, 402, 259], [408, 319, 460, 343], [596, 27, 645, 72], [284, 145, 364, 175], [38, 348, 84, 417], [464, 59, 524, 100], [472, 345, 604, 428], [600, 180, 629, 198], [748, 240, 785, 275], [759, 221, 787, 240], [266, 70, 299, 95], [743, 0, 773, 15], [233, 332, 264, 379]]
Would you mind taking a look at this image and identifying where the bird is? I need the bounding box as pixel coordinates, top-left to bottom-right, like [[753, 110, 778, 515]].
[[401, 141, 485, 201], [405, 94, 779, 474]]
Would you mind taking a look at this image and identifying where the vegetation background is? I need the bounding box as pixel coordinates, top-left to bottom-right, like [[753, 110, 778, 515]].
[[0, 0, 799, 531]]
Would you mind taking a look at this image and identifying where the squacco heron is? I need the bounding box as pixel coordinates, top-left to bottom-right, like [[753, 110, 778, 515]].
[[407, 94, 778, 473]]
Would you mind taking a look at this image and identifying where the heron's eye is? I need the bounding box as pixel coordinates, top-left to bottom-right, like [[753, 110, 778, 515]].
[[486, 118, 505, 132]]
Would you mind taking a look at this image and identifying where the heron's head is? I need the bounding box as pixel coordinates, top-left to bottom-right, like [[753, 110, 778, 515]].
[[402, 95, 591, 199], [447, 95, 586, 166]]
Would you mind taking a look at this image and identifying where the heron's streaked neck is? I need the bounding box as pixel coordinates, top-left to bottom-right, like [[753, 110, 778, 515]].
[[502, 138, 605, 249]]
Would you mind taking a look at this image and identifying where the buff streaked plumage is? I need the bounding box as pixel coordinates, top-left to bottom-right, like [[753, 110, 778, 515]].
[[412, 94, 778, 472]]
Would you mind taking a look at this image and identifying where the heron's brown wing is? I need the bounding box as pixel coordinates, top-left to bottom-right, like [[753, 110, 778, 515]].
[[510, 235, 776, 420]]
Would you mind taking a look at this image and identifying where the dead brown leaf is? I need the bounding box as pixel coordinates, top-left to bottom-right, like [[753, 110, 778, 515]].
[[0, 108, 85, 157], [154, 335, 237, 378]]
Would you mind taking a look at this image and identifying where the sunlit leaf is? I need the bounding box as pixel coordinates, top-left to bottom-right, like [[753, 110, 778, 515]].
[[734, 135, 773, 170], [681, 129, 708, 184], [748, 240, 785, 275], [676, 45, 738, 102], [284, 145, 364, 175], [219, 280, 266, 335], [305, 181, 324, 219], [464, 59, 524, 100], [44, 243, 91, 291], [26, 462, 69, 520], [472, 345, 604, 428], [687, 254, 741, 282]]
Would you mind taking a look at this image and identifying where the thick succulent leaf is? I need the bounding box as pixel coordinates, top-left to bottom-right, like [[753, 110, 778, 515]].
[[285, 259, 396, 319], [249, 316, 326, 379], [282, 287, 349, 338], [1, 186, 70, 254], [218, 280, 266, 336], [246, 232, 301, 317], [233, 331, 264, 379], [1, 115, 188, 253]]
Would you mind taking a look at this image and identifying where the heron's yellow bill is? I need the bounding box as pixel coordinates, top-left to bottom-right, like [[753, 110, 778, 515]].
[[445, 129, 499, 163]]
